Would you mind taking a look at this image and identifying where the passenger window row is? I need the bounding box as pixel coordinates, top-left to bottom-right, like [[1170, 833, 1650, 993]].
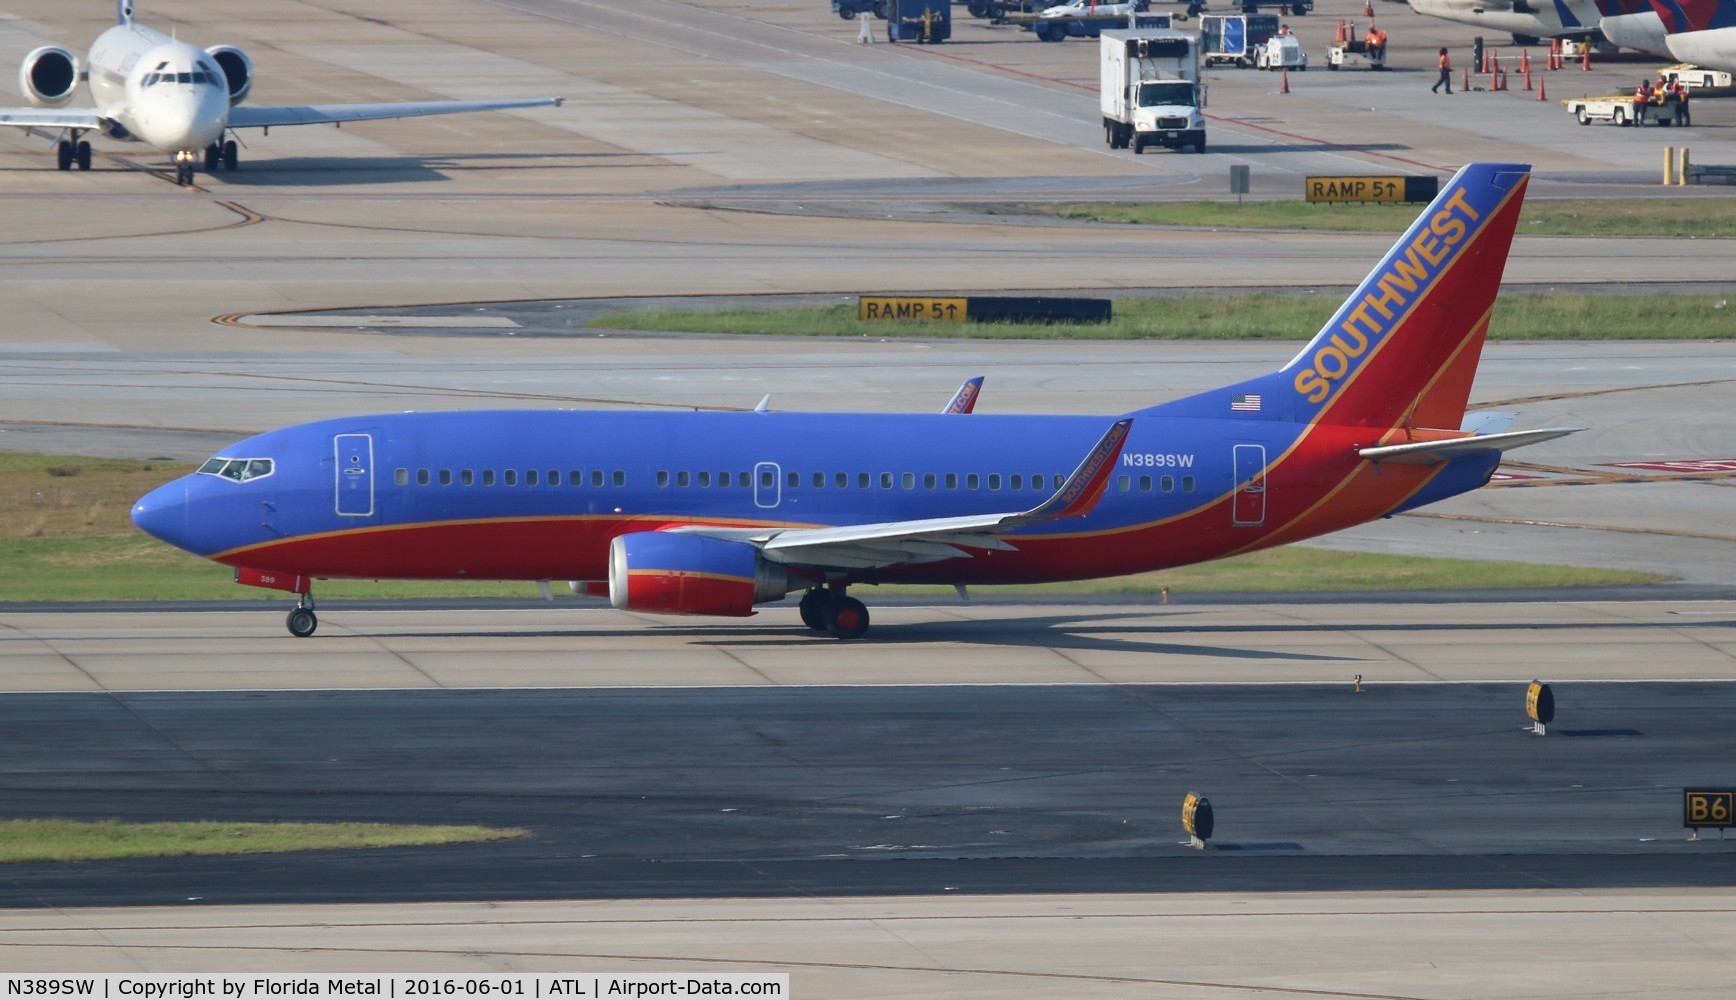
[[650, 470, 1069, 492], [1115, 474, 1197, 493], [394, 468, 626, 488]]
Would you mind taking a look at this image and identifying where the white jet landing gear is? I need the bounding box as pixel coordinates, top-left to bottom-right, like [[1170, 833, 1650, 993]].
[[204, 139, 238, 172], [172, 149, 196, 186], [800, 586, 870, 640], [286, 593, 317, 637], [56, 132, 91, 171]]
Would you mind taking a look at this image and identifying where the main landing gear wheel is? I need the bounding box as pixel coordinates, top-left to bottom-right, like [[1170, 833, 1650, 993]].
[[798, 589, 829, 631], [223, 140, 238, 170], [824, 596, 870, 640], [205, 144, 221, 171], [75, 141, 90, 171], [286, 607, 318, 637], [56, 140, 72, 171]]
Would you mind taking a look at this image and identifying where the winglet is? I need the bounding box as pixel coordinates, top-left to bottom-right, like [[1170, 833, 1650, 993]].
[[754, 395, 771, 413], [1011, 419, 1132, 524], [942, 376, 985, 414]]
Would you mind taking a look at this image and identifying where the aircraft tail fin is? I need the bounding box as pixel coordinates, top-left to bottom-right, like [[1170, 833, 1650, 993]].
[[119, 1, 133, 26], [1194, 162, 1531, 432]]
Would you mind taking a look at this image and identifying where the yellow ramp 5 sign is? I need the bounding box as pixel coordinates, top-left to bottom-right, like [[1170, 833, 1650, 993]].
[[859, 297, 968, 322]]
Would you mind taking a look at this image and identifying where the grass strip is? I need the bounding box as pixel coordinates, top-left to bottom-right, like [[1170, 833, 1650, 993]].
[[0, 819, 525, 864], [1011, 198, 1736, 237], [589, 293, 1736, 341]]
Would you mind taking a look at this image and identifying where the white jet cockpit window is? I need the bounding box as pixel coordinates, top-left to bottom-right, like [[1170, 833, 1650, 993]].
[[197, 457, 275, 482]]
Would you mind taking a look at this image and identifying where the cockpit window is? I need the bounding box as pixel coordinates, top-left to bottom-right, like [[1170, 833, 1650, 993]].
[[197, 457, 274, 482]]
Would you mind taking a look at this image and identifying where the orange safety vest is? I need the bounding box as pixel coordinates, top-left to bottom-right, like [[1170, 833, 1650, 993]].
[[1439, 53, 1450, 70]]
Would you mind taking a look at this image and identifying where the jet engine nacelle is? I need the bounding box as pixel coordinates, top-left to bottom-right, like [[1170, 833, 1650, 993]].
[[20, 46, 79, 107], [608, 532, 789, 617], [205, 45, 253, 105]]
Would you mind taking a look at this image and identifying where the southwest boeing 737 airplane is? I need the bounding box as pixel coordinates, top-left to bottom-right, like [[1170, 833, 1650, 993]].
[[2, 2, 561, 184], [133, 162, 1576, 640]]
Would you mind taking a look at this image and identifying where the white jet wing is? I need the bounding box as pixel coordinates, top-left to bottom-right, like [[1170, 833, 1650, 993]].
[[673, 418, 1133, 571], [1358, 427, 1581, 465], [228, 97, 563, 129], [0, 109, 107, 130]]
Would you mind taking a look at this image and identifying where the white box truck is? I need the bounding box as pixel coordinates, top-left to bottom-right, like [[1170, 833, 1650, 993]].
[[1100, 29, 1205, 154]]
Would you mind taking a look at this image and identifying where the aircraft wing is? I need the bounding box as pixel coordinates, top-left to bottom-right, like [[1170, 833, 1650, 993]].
[[675, 418, 1132, 571], [227, 97, 563, 129], [0, 109, 106, 130], [1358, 427, 1581, 465]]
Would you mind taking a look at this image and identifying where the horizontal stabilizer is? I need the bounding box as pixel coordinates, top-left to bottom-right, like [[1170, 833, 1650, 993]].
[[1358, 427, 1581, 465]]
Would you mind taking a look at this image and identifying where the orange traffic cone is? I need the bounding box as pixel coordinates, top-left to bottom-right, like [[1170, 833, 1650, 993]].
[[1537, 77, 1546, 100], [1582, 48, 1591, 70], [1335, 18, 1345, 43], [1362, 0, 1372, 15], [1524, 68, 1533, 91], [1520, 50, 1530, 74], [1281, 68, 1290, 93]]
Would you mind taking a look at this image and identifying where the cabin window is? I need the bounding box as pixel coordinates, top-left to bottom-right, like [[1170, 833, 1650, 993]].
[[988, 474, 1001, 490], [461, 469, 475, 487], [570, 470, 583, 486], [526, 469, 540, 486], [504, 470, 518, 486], [1182, 476, 1196, 492], [548, 470, 560, 486], [439, 469, 453, 486], [613, 470, 626, 487], [836, 472, 848, 489], [1010, 474, 1023, 491], [1053, 474, 1065, 490], [858, 472, 871, 489], [738, 471, 749, 486], [812, 472, 825, 488], [967, 474, 980, 490], [1116, 475, 1130, 492], [788, 471, 800, 489], [698, 471, 711, 488], [761, 469, 775, 489], [416, 469, 430, 486], [881, 472, 894, 490], [394, 468, 408, 486], [943, 473, 957, 490], [677, 471, 691, 488], [923, 473, 937, 490], [901, 473, 915, 490], [1034, 474, 1047, 491], [656, 471, 670, 488], [483, 469, 496, 486], [718, 471, 730, 488], [1139, 475, 1152, 492], [1161, 475, 1174, 493], [590, 470, 603, 487]]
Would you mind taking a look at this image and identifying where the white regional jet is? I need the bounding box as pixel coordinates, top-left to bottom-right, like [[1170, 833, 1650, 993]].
[[3, 1, 563, 184]]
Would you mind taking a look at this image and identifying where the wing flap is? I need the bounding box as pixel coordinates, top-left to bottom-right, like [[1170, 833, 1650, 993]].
[[228, 97, 562, 129], [1359, 427, 1581, 464]]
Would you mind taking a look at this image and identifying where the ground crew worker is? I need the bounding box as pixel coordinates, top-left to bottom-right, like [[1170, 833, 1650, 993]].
[[1278, 22, 1292, 35], [1634, 79, 1651, 124], [1366, 25, 1386, 59], [1433, 47, 1452, 93], [1672, 78, 1691, 126]]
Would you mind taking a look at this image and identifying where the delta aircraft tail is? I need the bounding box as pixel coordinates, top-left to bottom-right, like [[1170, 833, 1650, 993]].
[[1158, 162, 1532, 436]]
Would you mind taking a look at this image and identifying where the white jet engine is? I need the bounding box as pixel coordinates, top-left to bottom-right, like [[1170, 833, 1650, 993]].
[[204, 45, 253, 105], [20, 46, 79, 107]]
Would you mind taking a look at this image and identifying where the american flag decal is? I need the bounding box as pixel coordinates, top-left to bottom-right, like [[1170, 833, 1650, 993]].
[[1231, 393, 1262, 412]]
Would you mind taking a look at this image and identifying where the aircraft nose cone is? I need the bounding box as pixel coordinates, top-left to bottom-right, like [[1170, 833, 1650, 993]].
[[132, 479, 192, 551]]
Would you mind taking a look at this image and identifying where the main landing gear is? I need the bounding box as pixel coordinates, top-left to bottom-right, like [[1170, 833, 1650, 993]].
[[286, 594, 318, 637], [55, 132, 91, 171], [203, 139, 238, 173], [798, 587, 871, 640]]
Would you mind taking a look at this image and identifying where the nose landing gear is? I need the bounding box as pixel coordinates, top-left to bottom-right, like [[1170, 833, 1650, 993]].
[[172, 149, 195, 186]]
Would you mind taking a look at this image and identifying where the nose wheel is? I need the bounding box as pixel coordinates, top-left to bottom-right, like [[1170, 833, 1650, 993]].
[[286, 596, 318, 637]]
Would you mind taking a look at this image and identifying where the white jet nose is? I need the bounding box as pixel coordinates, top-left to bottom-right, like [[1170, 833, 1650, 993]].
[[135, 85, 227, 153]]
